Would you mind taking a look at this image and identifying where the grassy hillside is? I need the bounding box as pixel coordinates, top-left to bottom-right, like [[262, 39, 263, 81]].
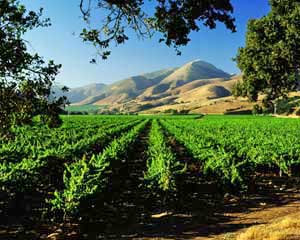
[[56, 61, 288, 115], [68, 60, 246, 114], [76, 68, 177, 106], [161, 60, 230, 87], [136, 76, 242, 114]]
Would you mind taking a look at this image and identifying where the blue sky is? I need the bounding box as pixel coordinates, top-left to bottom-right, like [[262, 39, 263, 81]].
[[22, 0, 270, 87]]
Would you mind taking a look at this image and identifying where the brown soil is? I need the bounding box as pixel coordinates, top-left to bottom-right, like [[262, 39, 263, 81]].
[[133, 177, 300, 240], [2, 185, 300, 240]]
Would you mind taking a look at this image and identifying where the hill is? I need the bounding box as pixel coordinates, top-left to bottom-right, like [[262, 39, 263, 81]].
[[61, 60, 254, 113], [53, 83, 107, 103], [160, 60, 230, 88], [75, 68, 177, 106]]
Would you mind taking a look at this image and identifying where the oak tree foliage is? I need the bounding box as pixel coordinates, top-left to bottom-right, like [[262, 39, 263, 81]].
[[79, 0, 236, 60], [0, 0, 67, 138], [234, 0, 300, 106]]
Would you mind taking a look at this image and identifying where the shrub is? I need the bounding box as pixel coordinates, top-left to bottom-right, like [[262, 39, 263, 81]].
[[252, 104, 263, 115]]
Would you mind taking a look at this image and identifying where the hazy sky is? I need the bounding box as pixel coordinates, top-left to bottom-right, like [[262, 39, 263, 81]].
[[22, 0, 270, 88]]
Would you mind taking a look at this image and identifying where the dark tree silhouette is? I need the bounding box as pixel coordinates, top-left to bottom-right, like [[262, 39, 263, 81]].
[[79, 0, 236, 60], [234, 0, 300, 108], [0, 0, 67, 138]]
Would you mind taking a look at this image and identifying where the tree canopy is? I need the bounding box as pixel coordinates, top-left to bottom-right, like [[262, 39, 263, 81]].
[[234, 0, 300, 105], [79, 0, 236, 59], [0, 0, 67, 138]]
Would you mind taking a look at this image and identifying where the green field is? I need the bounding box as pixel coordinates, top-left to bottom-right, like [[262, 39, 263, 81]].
[[1, 115, 300, 238], [65, 104, 107, 113]]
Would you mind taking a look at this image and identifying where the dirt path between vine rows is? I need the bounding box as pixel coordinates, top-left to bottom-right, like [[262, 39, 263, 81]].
[[137, 190, 300, 240], [131, 126, 300, 240]]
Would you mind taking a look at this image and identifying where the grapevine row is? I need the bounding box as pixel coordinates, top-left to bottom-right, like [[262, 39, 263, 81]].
[[50, 119, 148, 214], [144, 119, 183, 192]]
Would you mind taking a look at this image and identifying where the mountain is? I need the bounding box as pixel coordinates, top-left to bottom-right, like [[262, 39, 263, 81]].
[[62, 60, 254, 114], [75, 68, 177, 105], [159, 60, 230, 88], [54, 83, 107, 103]]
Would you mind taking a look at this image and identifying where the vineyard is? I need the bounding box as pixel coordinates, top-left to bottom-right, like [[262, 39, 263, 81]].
[[1, 115, 300, 239]]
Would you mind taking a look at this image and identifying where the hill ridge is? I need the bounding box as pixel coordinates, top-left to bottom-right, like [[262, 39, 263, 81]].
[[58, 60, 248, 113]]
